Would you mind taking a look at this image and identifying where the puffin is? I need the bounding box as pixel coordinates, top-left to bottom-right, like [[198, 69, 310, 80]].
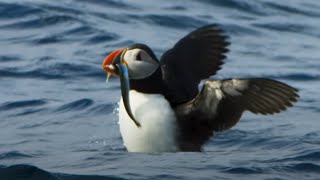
[[101, 24, 299, 152]]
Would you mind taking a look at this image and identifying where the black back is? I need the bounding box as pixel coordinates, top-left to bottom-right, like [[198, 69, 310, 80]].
[[126, 25, 298, 152], [160, 24, 229, 105], [129, 67, 166, 94], [174, 78, 299, 151]]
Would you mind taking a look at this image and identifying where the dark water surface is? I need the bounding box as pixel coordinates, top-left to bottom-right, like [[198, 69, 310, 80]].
[[0, 0, 320, 179]]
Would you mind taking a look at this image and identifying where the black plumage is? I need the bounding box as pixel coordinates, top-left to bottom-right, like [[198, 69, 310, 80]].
[[160, 24, 229, 105], [124, 24, 298, 151], [174, 78, 298, 151]]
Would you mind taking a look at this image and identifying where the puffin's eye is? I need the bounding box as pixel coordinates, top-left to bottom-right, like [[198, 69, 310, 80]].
[[136, 53, 142, 61], [113, 64, 120, 74]]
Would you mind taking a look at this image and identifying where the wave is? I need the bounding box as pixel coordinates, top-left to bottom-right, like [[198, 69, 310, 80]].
[[77, 0, 135, 9], [0, 55, 21, 62], [0, 62, 103, 80], [221, 163, 320, 175], [253, 22, 319, 38], [0, 152, 33, 160], [0, 164, 126, 180], [136, 14, 207, 29], [0, 98, 117, 116], [222, 167, 264, 174], [223, 23, 260, 36], [0, 2, 44, 19], [0, 100, 47, 111], [200, 0, 320, 18], [269, 150, 320, 163], [281, 163, 320, 173], [1, 15, 77, 29], [264, 2, 320, 18], [88, 103, 116, 115], [38, 4, 83, 15], [29, 28, 119, 45], [199, 0, 266, 15], [264, 73, 320, 81], [54, 98, 94, 113]]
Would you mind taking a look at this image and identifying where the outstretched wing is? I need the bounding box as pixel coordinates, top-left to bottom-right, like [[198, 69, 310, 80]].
[[175, 78, 299, 151], [160, 24, 229, 105]]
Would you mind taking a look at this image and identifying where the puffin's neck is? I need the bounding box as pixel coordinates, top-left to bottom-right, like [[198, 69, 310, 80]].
[[129, 67, 165, 95]]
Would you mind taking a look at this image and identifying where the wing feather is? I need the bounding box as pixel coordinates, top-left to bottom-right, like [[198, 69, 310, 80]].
[[174, 78, 299, 151], [160, 24, 229, 105]]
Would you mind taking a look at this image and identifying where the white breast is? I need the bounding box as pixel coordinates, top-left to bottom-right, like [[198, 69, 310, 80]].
[[118, 90, 178, 152]]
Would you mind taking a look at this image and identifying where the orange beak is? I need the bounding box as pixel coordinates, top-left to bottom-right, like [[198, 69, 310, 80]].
[[101, 48, 141, 127], [102, 48, 125, 76]]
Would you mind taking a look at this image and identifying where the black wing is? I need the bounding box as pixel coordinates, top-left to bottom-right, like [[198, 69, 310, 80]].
[[160, 24, 229, 105], [174, 78, 299, 151]]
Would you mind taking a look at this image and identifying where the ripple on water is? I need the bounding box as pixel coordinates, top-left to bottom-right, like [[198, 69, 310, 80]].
[[0, 2, 44, 19], [265, 2, 320, 18], [223, 23, 261, 36], [0, 61, 103, 79], [30, 29, 119, 45], [0, 151, 33, 160], [85, 33, 119, 45], [88, 103, 116, 115], [77, 0, 135, 9], [0, 55, 21, 62], [199, 0, 267, 15], [1, 15, 78, 29], [284, 163, 320, 173], [63, 25, 97, 36], [31, 34, 69, 44], [132, 14, 207, 29], [0, 68, 64, 79], [0, 165, 127, 180], [265, 73, 320, 81], [39, 4, 83, 15], [54, 98, 94, 113], [272, 150, 320, 163], [0, 100, 47, 111], [222, 167, 264, 174], [253, 22, 319, 38]]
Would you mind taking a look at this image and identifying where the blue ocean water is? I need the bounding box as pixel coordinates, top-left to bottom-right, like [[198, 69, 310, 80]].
[[0, 0, 320, 179]]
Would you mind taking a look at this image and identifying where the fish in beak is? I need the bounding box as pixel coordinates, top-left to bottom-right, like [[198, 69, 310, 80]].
[[102, 48, 141, 128]]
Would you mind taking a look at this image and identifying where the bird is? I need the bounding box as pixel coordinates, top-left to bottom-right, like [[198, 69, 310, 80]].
[[101, 24, 299, 152]]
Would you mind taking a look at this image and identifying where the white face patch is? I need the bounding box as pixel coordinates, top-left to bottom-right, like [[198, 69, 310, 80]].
[[123, 49, 159, 80]]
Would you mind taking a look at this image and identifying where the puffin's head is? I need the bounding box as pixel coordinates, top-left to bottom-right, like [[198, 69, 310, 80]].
[[102, 44, 160, 127], [102, 44, 159, 80]]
